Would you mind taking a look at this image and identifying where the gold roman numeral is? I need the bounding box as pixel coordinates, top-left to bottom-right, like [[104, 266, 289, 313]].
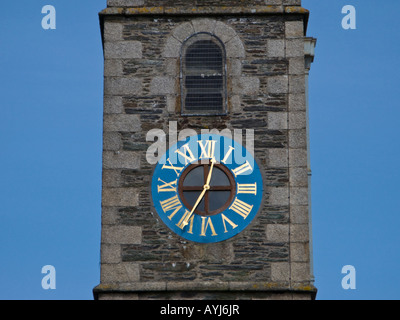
[[221, 146, 235, 164], [162, 158, 184, 176], [221, 214, 238, 233], [157, 178, 177, 193], [229, 198, 253, 219], [237, 182, 257, 195], [200, 217, 217, 237], [175, 143, 196, 165], [160, 195, 182, 220], [231, 160, 253, 177], [198, 140, 216, 159]]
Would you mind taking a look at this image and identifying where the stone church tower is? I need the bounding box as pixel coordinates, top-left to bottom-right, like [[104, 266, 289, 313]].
[[94, 0, 317, 300]]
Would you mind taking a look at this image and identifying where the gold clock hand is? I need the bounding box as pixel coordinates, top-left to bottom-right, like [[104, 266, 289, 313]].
[[205, 157, 216, 187], [182, 158, 216, 227], [182, 185, 208, 227]]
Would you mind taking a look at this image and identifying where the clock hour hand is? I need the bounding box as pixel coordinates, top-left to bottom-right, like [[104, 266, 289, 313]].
[[205, 157, 216, 187]]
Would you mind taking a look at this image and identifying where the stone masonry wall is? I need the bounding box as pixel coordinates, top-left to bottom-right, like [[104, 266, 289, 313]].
[[107, 0, 302, 8], [98, 8, 314, 299]]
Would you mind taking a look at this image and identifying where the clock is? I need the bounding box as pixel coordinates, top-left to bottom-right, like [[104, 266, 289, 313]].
[[151, 133, 263, 243]]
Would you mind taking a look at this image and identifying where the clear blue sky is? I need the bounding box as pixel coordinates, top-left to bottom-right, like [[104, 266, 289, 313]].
[[0, 0, 399, 300]]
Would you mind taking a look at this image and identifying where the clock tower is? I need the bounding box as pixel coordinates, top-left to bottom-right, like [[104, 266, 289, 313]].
[[94, 0, 317, 300]]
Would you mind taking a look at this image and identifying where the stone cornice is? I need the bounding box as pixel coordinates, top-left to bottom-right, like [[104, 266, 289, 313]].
[[98, 5, 310, 44], [93, 281, 317, 300], [99, 6, 309, 17]]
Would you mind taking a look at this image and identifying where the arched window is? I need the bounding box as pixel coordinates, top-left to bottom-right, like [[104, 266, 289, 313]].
[[181, 33, 227, 116]]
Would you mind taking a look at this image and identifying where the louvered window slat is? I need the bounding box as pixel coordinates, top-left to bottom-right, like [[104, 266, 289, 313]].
[[181, 34, 227, 116]]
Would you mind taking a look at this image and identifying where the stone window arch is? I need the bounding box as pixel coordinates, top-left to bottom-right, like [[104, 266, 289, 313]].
[[162, 19, 246, 115]]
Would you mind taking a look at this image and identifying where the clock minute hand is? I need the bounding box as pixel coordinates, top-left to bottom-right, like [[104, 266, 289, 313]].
[[182, 185, 208, 227], [182, 158, 216, 227]]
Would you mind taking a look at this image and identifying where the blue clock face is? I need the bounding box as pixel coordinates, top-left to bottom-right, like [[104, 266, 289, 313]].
[[151, 134, 263, 243]]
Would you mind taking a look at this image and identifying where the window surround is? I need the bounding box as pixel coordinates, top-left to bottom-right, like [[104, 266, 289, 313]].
[[162, 19, 246, 116]]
